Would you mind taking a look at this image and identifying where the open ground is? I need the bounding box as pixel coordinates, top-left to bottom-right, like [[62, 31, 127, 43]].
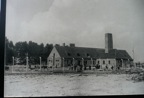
[[4, 73, 144, 97]]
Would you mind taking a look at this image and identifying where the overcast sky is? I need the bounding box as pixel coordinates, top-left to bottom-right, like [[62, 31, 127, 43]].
[[6, 0, 144, 62]]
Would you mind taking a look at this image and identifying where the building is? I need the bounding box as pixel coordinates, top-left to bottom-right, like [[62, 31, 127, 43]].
[[47, 33, 133, 70]]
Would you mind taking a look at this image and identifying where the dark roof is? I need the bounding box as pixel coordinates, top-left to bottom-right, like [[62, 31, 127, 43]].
[[55, 46, 133, 60]]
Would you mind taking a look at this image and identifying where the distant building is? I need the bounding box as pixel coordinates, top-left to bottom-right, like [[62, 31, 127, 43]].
[[47, 33, 133, 70]]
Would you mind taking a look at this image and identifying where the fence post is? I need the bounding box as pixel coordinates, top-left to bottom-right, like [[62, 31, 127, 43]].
[[12, 56, 14, 73], [63, 58, 65, 73], [52, 57, 54, 72], [91, 58, 93, 70], [121, 59, 123, 70], [26, 56, 28, 72], [73, 58, 74, 71], [82, 58, 84, 71], [40, 57, 41, 71], [47, 58, 49, 71]]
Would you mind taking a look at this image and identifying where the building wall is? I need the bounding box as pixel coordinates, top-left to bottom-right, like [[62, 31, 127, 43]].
[[47, 47, 62, 67], [84, 60, 96, 67], [59, 58, 116, 70], [47, 47, 131, 70], [116, 59, 133, 69], [61, 59, 96, 67], [47, 46, 129, 70], [63, 59, 73, 67], [96, 59, 116, 70]]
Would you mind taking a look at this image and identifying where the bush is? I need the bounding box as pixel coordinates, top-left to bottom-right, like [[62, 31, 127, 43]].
[[132, 72, 144, 82], [127, 67, 144, 74]]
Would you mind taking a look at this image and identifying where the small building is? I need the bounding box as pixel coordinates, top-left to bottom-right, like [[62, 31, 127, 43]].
[[47, 33, 133, 70]]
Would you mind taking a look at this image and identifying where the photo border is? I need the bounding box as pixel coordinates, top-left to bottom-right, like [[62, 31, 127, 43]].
[[0, 0, 6, 97]]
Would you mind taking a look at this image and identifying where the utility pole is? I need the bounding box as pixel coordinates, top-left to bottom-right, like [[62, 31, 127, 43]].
[[52, 57, 54, 72], [132, 41, 136, 68], [132, 48, 135, 68]]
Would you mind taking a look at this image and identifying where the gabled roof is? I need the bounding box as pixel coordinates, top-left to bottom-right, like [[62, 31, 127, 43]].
[[55, 46, 133, 60]]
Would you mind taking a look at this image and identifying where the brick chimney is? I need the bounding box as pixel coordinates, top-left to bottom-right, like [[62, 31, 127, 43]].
[[105, 33, 113, 53], [69, 43, 75, 47], [63, 43, 65, 47]]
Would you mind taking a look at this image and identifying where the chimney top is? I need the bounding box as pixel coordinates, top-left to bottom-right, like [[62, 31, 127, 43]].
[[69, 43, 75, 47], [63, 43, 65, 47]]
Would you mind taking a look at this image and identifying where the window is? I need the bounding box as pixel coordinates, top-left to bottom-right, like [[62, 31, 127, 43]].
[[56, 60, 59, 62], [109, 60, 110, 64], [103, 60, 105, 64], [87, 53, 89, 56], [98, 61, 100, 64], [67, 53, 71, 56], [124, 54, 127, 56], [93, 61, 95, 64], [77, 53, 80, 56], [53, 53, 55, 57]]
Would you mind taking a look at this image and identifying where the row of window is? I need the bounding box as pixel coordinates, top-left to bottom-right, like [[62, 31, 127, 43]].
[[48, 60, 59, 62], [67, 53, 90, 57], [98, 60, 111, 64], [49, 59, 111, 64]]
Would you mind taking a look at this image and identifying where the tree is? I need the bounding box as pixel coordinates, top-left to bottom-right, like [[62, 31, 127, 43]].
[[5, 37, 14, 65], [5, 37, 54, 65]]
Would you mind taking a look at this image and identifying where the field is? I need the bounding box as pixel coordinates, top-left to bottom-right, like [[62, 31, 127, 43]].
[[4, 73, 144, 97]]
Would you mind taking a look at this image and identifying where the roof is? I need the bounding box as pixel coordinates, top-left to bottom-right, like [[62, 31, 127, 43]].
[[55, 46, 133, 60]]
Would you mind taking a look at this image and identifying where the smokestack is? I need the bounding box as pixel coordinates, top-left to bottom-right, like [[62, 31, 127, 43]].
[[63, 43, 65, 47], [70, 43, 75, 47], [105, 33, 113, 53]]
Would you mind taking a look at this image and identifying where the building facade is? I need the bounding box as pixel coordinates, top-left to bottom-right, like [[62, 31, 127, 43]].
[[47, 33, 133, 70]]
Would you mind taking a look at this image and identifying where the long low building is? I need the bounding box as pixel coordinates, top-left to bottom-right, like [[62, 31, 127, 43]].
[[47, 33, 133, 70]]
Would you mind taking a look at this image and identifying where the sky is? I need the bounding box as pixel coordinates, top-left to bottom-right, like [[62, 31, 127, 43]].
[[5, 0, 144, 62]]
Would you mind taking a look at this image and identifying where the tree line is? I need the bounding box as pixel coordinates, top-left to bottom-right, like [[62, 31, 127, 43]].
[[5, 37, 53, 65]]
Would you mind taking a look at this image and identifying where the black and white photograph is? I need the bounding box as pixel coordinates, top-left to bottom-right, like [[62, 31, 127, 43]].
[[4, 0, 144, 97]]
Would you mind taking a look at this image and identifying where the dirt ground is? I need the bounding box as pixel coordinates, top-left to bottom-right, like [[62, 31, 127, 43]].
[[4, 73, 144, 97]]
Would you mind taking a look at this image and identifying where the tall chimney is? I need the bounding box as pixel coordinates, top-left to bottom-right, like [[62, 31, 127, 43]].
[[63, 43, 65, 47], [105, 33, 113, 53], [70, 43, 75, 47]]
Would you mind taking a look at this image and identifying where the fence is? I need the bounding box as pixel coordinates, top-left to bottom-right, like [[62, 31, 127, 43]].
[[5, 63, 137, 74]]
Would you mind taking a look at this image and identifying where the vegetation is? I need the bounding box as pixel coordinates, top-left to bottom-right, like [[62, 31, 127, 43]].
[[5, 37, 53, 65]]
